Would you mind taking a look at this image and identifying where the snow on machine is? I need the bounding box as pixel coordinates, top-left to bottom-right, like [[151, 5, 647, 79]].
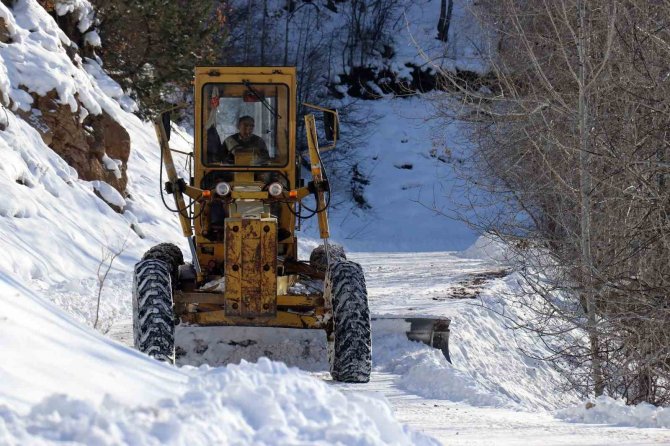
[[133, 67, 448, 383]]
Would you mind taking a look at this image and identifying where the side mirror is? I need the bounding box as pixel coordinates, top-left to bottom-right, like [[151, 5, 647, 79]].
[[161, 111, 172, 141], [323, 110, 339, 142]]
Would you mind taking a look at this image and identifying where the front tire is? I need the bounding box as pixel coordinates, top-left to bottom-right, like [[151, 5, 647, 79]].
[[327, 260, 371, 383], [132, 259, 175, 363], [141, 242, 184, 283], [310, 243, 346, 272]]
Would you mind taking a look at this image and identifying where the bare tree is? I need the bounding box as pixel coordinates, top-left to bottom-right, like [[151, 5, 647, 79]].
[[93, 232, 129, 330], [433, 0, 670, 404]]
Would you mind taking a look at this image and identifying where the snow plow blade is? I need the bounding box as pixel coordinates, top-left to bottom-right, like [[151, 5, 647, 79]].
[[372, 316, 451, 362]]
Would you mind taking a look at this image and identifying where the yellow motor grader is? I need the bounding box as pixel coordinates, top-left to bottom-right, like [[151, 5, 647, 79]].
[[132, 67, 371, 382], [133, 67, 451, 383]]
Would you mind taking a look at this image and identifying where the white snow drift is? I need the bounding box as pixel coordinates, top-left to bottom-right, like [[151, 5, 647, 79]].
[[0, 276, 436, 445]]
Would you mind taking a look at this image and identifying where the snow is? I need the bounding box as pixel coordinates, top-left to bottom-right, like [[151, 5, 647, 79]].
[[396, 0, 492, 76], [84, 59, 136, 111], [101, 153, 122, 178], [0, 275, 435, 445], [92, 180, 126, 208], [0, 0, 128, 123], [304, 96, 478, 252], [0, 273, 186, 413], [0, 6, 437, 443], [0, 1, 669, 444], [556, 395, 670, 429], [459, 234, 508, 262], [54, 0, 96, 34], [356, 252, 578, 411], [372, 327, 510, 407]]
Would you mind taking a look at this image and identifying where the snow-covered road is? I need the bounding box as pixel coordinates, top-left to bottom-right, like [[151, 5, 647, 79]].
[[354, 251, 506, 316], [336, 372, 670, 446], [107, 250, 670, 445]]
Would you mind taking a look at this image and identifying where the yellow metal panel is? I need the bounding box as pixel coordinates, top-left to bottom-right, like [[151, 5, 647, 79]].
[[174, 291, 224, 305], [277, 295, 325, 307], [224, 218, 242, 315], [181, 310, 326, 329], [224, 218, 277, 318], [231, 191, 268, 200], [260, 218, 278, 315], [304, 114, 330, 239], [242, 219, 261, 239], [240, 220, 262, 315], [234, 172, 255, 183]]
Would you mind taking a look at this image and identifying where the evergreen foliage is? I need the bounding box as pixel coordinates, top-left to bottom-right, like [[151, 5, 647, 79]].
[[92, 0, 227, 117]]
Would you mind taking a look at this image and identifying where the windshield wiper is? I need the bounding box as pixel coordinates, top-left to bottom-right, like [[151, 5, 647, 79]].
[[243, 80, 281, 119]]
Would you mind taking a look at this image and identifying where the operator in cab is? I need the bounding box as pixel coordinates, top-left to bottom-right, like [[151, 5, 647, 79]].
[[219, 115, 269, 165]]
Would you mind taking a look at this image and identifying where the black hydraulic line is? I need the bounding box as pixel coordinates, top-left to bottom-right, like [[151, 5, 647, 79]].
[[158, 133, 206, 223]]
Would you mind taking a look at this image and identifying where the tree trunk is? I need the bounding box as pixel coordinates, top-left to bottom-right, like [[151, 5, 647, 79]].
[[437, 0, 453, 42], [577, 0, 605, 398], [261, 0, 268, 65]]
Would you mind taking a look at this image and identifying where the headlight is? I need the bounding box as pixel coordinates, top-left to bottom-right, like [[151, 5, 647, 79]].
[[215, 182, 231, 196], [268, 182, 283, 197]]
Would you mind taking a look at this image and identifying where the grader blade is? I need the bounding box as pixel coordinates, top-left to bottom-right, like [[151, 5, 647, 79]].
[[372, 316, 451, 362]]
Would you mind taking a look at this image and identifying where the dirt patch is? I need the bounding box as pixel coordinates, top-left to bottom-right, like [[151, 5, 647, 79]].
[[433, 269, 510, 300]]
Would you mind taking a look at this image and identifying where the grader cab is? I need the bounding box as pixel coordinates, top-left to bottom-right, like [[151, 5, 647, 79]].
[[132, 67, 372, 382]]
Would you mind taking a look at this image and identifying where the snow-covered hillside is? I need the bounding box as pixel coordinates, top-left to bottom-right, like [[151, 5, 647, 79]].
[[308, 96, 478, 251]]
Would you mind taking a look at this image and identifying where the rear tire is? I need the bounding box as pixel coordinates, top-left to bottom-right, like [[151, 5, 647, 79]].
[[327, 260, 371, 383], [132, 259, 175, 363]]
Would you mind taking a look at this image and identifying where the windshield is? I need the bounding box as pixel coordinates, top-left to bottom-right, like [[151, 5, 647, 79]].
[[202, 83, 289, 167]]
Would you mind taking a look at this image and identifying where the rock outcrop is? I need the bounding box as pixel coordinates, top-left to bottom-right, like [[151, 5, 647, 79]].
[[18, 91, 130, 196], [0, 1, 133, 211]]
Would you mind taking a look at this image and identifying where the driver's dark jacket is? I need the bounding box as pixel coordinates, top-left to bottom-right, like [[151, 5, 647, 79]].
[[222, 133, 269, 164]]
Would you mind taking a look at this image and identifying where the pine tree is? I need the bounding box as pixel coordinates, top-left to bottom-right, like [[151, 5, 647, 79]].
[[92, 0, 227, 117]]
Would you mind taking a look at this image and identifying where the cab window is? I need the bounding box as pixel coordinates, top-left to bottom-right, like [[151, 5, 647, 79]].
[[202, 83, 289, 167]]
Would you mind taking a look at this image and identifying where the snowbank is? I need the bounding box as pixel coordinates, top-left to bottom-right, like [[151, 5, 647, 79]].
[[0, 273, 436, 445], [358, 251, 579, 411], [1, 359, 436, 445], [0, 273, 187, 413], [556, 395, 670, 429], [373, 324, 510, 407], [459, 235, 508, 263]]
